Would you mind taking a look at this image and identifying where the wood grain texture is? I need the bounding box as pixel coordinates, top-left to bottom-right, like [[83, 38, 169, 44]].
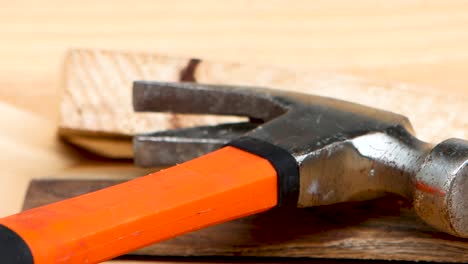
[[60, 49, 467, 157], [105, 258, 407, 264], [23, 179, 468, 263], [105, 258, 413, 264], [2, 0, 468, 119]]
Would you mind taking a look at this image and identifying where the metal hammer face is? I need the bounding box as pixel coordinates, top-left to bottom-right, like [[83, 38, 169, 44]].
[[134, 81, 468, 238]]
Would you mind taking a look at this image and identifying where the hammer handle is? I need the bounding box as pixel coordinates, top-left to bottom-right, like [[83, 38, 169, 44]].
[[0, 146, 277, 264]]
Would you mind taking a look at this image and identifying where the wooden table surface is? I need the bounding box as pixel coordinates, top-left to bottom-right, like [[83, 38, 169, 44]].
[[0, 1, 467, 262]]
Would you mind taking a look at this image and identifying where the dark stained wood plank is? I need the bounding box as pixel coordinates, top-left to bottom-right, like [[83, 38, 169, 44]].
[[111, 256, 427, 264], [23, 179, 468, 263]]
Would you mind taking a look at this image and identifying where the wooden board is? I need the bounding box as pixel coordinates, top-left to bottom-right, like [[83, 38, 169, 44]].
[[105, 258, 406, 264], [105, 258, 412, 264], [23, 179, 468, 263], [59, 49, 467, 158]]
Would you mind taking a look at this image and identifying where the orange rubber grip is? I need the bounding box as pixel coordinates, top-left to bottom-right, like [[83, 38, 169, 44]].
[[0, 146, 277, 263]]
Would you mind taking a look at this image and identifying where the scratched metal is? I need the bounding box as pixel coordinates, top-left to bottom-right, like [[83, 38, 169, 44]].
[[134, 122, 256, 166], [133, 81, 467, 238]]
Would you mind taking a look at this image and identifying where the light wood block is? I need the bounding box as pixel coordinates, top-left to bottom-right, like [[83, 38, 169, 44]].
[[59, 49, 467, 158]]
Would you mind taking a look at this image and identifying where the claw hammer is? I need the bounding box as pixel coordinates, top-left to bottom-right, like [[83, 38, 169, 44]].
[[0, 82, 467, 263]]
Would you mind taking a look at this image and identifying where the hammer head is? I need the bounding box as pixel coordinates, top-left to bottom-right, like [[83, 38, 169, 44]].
[[133, 81, 467, 237], [414, 139, 468, 238]]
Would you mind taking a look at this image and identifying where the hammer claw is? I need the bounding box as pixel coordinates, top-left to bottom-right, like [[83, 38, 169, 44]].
[[134, 122, 257, 167], [133, 81, 286, 121]]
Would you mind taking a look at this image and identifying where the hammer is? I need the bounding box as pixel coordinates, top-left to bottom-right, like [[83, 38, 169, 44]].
[[0, 82, 466, 263]]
